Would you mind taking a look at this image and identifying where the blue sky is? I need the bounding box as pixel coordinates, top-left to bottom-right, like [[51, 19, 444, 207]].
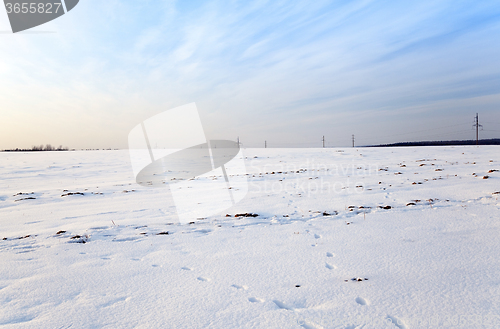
[[1, 0, 500, 148]]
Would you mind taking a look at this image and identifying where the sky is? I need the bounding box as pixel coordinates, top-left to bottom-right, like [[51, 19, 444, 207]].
[[1, 0, 500, 149]]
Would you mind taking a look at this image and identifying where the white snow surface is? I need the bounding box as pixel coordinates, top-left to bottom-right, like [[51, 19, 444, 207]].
[[1, 146, 499, 328]]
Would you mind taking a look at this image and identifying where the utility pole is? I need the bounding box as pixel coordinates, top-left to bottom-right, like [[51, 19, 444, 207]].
[[322, 136, 325, 148], [265, 140, 267, 148], [473, 113, 482, 146], [237, 136, 240, 148], [352, 135, 355, 148]]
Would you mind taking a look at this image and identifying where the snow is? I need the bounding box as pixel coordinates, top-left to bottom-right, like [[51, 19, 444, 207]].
[[1, 146, 499, 328]]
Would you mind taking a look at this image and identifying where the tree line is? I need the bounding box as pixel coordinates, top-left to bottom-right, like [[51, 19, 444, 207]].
[[3, 144, 70, 152], [369, 138, 500, 147]]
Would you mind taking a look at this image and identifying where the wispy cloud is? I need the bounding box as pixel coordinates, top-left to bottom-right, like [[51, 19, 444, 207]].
[[1, 0, 499, 148]]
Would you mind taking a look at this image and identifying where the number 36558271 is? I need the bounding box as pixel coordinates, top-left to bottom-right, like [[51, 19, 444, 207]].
[[5, 2, 62, 14]]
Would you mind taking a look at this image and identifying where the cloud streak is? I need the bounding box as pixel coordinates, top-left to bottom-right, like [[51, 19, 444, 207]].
[[1, 0, 499, 148]]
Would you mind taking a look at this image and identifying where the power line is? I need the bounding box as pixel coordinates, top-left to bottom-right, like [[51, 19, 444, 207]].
[[356, 122, 471, 140], [267, 141, 320, 146], [412, 129, 474, 139], [239, 118, 497, 148], [357, 129, 475, 145]]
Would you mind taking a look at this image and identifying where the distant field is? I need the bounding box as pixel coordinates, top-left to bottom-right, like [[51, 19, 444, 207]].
[[1, 147, 499, 328]]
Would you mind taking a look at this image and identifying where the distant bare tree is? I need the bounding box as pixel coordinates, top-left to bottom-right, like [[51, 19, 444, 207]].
[[3, 145, 69, 152]]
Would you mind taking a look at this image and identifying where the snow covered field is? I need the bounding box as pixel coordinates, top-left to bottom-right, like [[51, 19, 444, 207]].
[[1, 146, 499, 328]]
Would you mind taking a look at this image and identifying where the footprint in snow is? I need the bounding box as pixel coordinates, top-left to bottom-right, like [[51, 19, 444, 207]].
[[231, 284, 248, 290], [181, 267, 192, 271], [355, 297, 369, 305], [326, 252, 334, 257], [197, 277, 210, 282], [325, 263, 337, 270], [314, 234, 321, 239], [248, 297, 264, 303], [100, 296, 130, 308], [386, 315, 408, 329], [298, 319, 324, 329], [273, 300, 292, 310]]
